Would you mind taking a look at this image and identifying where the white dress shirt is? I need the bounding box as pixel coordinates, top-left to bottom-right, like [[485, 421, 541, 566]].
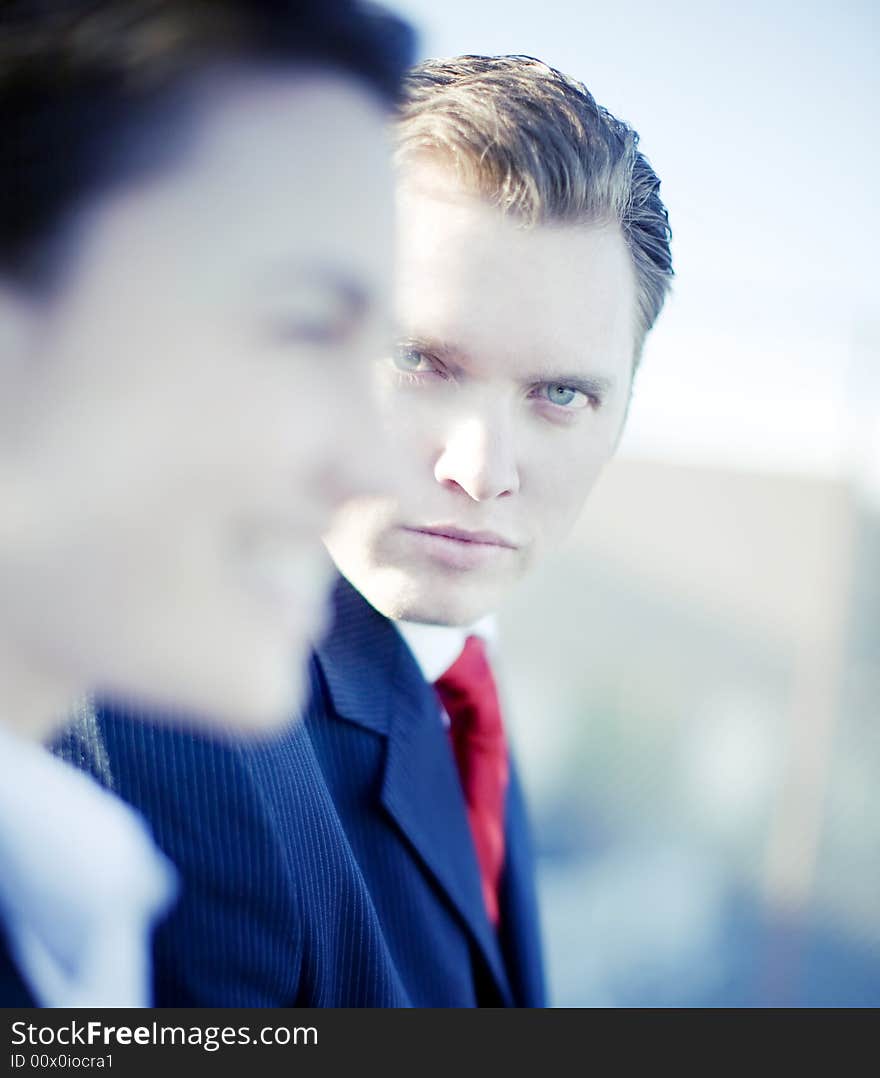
[[0, 721, 177, 1007], [396, 617, 497, 728]]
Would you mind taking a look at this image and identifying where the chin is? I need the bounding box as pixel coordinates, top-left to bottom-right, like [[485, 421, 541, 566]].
[[401, 596, 486, 627], [371, 574, 500, 627]]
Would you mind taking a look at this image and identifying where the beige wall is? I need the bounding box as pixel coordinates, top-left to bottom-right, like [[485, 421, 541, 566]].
[[498, 456, 876, 930]]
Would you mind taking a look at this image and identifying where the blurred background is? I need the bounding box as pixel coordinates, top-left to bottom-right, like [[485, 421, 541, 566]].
[[394, 0, 879, 1005]]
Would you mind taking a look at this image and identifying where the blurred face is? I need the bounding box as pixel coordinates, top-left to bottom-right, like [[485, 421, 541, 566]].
[[0, 73, 395, 732], [325, 166, 637, 625]]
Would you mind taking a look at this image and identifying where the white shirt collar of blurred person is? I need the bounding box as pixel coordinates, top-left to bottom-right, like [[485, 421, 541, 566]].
[[0, 716, 177, 1007], [397, 616, 497, 729]]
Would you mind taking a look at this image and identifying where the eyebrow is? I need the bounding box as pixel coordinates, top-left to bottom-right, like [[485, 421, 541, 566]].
[[397, 335, 617, 397]]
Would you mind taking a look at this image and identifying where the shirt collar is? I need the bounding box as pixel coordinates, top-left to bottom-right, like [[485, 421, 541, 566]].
[[396, 615, 497, 684], [0, 717, 177, 1006]]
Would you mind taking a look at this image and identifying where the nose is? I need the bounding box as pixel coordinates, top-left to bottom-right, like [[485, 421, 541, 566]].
[[434, 410, 520, 502]]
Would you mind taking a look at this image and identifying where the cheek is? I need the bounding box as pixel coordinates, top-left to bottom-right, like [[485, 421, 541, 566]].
[[377, 383, 437, 448], [524, 433, 615, 539], [327, 495, 396, 553], [198, 362, 320, 499], [372, 389, 446, 492]]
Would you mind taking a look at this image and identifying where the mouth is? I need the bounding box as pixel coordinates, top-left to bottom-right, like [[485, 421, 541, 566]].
[[405, 525, 518, 548], [399, 524, 519, 570]]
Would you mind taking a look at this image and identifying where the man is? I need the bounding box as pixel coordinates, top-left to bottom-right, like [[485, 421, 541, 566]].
[[0, 0, 414, 1008], [91, 55, 673, 1006]]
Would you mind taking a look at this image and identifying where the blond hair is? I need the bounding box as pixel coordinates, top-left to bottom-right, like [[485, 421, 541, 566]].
[[395, 55, 673, 358]]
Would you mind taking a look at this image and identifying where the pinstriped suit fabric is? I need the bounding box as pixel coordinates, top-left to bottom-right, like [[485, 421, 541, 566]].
[[86, 576, 547, 1007], [96, 683, 407, 1007]]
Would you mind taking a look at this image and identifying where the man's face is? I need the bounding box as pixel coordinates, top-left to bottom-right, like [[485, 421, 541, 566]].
[[0, 74, 396, 731], [325, 165, 637, 625]]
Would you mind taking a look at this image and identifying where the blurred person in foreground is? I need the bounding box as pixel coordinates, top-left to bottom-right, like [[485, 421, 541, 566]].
[[91, 55, 673, 1006], [0, 0, 413, 1007]]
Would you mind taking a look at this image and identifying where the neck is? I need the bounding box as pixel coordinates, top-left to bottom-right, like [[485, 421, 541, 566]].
[[0, 638, 79, 744]]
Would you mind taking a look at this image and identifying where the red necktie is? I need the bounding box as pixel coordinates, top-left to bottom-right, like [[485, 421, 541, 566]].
[[434, 635, 509, 926]]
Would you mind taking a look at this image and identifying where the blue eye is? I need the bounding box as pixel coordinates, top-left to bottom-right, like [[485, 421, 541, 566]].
[[542, 383, 590, 409], [392, 348, 432, 373]]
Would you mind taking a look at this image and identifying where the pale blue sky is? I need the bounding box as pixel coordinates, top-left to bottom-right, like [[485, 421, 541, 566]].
[[392, 1, 879, 485]]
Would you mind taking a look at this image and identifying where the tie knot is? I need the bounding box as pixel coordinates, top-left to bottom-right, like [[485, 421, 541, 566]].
[[434, 635, 501, 737]]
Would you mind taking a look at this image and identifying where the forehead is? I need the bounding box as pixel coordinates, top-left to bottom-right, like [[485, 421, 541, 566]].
[[182, 72, 392, 251], [71, 73, 393, 298], [395, 171, 636, 377]]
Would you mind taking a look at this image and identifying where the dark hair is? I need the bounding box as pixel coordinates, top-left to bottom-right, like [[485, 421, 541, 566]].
[[1, 0, 415, 286], [396, 55, 672, 358]]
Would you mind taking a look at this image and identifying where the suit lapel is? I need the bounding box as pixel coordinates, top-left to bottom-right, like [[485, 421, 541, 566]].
[[315, 575, 513, 1005], [314, 575, 395, 737]]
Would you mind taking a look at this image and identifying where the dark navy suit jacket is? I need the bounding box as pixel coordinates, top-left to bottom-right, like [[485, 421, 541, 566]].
[[0, 931, 35, 1006], [93, 576, 546, 1007]]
